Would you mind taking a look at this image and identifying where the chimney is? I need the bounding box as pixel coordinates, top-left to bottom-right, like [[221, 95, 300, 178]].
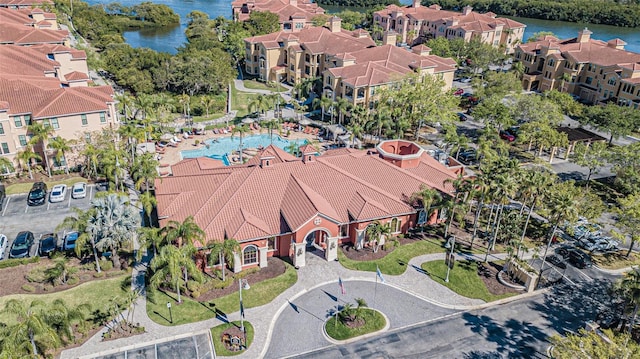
[[413, 0, 421, 8], [260, 156, 274, 168], [382, 31, 397, 46], [412, 45, 431, 56], [329, 16, 341, 33], [289, 0, 297, 6], [428, 4, 441, 11], [577, 28, 592, 43], [607, 39, 626, 50], [462, 5, 473, 15]]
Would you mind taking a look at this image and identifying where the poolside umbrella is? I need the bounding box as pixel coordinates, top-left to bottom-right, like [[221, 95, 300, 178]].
[[299, 118, 311, 126]]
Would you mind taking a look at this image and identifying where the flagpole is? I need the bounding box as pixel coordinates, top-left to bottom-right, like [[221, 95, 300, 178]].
[[373, 271, 378, 309]]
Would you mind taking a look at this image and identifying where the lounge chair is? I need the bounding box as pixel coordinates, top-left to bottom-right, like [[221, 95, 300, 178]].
[[313, 128, 319, 135], [255, 123, 261, 130]]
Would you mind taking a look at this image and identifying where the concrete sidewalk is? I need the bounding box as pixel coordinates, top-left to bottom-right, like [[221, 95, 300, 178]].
[[60, 247, 542, 359]]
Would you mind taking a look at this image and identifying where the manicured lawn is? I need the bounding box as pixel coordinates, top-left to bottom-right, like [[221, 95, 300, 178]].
[[325, 308, 386, 341], [337, 239, 445, 275], [592, 250, 640, 270], [242, 79, 285, 92], [0, 275, 130, 325], [210, 321, 254, 356], [5, 177, 87, 195], [421, 260, 515, 302], [146, 263, 297, 326], [231, 83, 259, 118]]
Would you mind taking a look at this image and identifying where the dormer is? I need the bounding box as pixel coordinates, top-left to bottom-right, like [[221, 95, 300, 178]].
[[462, 5, 473, 16], [260, 155, 275, 168], [300, 145, 319, 163]]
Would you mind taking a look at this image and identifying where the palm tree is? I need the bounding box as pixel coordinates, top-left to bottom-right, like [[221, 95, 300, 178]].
[[150, 244, 203, 303], [137, 226, 167, 258], [48, 136, 72, 174], [114, 92, 135, 121], [45, 257, 77, 286], [178, 93, 191, 117], [16, 147, 40, 180], [248, 94, 271, 118], [231, 124, 251, 158], [354, 297, 368, 320], [90, 194, 139, 270], [263, 119, 278, 144], [45, 299, 89, 345], [0, 156, 13, 176], [538, 181, 579, 273], [139, 191, 157, 227], [410, 185, 442, 227], [131, 152, 158, 193], [58, 207, 102, 273], [2, 299, 59, 357], [313, 95, 332, 122], [334, 97, 350, 126], [517, 169, 552, 257], [80, 142, 99, 180], [164, 216, 205, 248], [615, 268, 640, 333], [118, 122, 144, 163], [200, 95, 217, 118], [208, 238, 240, 281], [28, 121, 54, 177]]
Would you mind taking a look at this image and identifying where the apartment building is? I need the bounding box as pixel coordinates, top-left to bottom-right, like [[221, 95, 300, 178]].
[[0, 7, 58, 28], [515, 29, 640, 107], [373, 1, 525, 53], [0, 0, 53, 9], [0, 45, 116, 174], [232, 0, 325, 31]]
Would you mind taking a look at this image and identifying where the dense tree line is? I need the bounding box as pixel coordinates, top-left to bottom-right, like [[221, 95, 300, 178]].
[[424, 0, 640, 27], [316, 0, 399, 7]]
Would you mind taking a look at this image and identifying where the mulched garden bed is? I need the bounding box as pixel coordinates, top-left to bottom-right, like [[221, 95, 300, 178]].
[[477, 261, 523, 296], [196, 257, 286, 302], [340, 236, 418, 261]]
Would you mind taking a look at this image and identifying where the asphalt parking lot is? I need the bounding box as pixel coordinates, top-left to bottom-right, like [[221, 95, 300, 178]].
[[0, 184, 100, 259]]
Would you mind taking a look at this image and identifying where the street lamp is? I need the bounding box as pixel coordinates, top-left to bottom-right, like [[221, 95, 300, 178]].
[[166, 302, 173, 324], [239, 279, 250, 332], [444, 235, 456, 283]]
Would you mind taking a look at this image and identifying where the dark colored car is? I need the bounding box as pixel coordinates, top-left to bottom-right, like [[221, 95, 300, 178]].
[[566, 249, 593, 269], [62, 231, 79, 251], [9, 231, 34, 259], [27, 182, 47, 206], [546, 254, 567, 269], [457, 112, 468, 121], [499, 130, 516, 142], [458, 149, 477, 165], [38, 233, 58, 257]]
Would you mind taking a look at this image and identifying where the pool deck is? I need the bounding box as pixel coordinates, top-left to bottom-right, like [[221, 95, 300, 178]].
[[157, 128, 319, 167]]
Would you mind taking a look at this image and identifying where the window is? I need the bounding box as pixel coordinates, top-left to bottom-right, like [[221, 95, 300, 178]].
[[267, 237, 277, 250], [13, 116, 22, 128], [18, 135, 27, 147], [50, 118, 59, 129], [586, 77, 593, 85], [84, 133, 92, 143], [24, 115, 31, 125], [0, 123, 4, 135], [243, 245, 258, 265], [339, 224, 348, 237], [390, 218, 401, 233], [81, 114, 88, 126], [0, 143, 8, 154], [295, 22, 303, 29], [548, 59, 554, 67], [305, 54, 311, 63], [99, 113, 106, 123]]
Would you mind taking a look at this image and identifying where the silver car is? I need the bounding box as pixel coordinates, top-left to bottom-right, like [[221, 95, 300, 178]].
[[0, 234, 7, 260], [71, 182, 87, 199], [49, 184, 67, 203]]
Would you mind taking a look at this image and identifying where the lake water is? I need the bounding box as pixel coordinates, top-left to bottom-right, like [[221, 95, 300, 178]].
[[84, 0, 640, 54]]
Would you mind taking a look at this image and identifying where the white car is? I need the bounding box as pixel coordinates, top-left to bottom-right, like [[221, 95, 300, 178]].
[[0, 234, 7, 260], [49, 184, 67, 203], [71, 182, 87, 199]]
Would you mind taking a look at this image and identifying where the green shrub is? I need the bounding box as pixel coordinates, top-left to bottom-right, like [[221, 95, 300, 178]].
[[81, 262, 96, 271], [100, 260, 114, 271], [25, 267, 48, 283], [67, 277, 80, 285], [0, 256, 39, 269], [21, 284, 36, 292], [93, 271, 106, 278], [107, 270, 124, 277]]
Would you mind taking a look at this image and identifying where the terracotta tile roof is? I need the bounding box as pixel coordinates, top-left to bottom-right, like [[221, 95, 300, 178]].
[[172, 157, 226, 176], [244, 144, 297, 166], [0, 22, 67, 45], [64, 71, 89, 81], [0, 7, 33, 25], [299, 144, 318, 153], [0, 44, 59, 76], [0, 101, 8, 110], [155, 143, 458, 242], [0, 0, 53, 6], [246, 26, 375, 55], [233, 0, 324, 23], [30, 44, 87, 59]]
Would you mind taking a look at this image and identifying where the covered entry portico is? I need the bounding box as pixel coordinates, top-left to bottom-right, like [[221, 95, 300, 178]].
[[290, 217, 339, 268]]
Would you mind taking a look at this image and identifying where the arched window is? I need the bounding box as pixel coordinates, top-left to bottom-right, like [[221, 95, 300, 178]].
[[390, 218, 401, 233], [243, 245, 258, 265]]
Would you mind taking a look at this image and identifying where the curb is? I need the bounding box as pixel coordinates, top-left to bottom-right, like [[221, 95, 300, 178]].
[[321, 308, 390, 345]]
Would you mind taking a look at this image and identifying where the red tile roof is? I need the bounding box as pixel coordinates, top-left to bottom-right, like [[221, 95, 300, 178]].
[[64, 71, 89, 81], [155, 143, 458, 242], [246, 26, 375, 54], [0, 0, 53, 6], [0, 44, 60, 76], [0, 22, 67, 45], [171, 157, 226, 176], [232, 0, 324, 23]]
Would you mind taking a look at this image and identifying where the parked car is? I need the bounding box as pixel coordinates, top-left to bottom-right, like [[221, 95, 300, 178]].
[[457, 112, 468, 121], [573, 224, 602, 240], [71, 182, 87, 199], [565, 248, 593, 269], [62, 231, 79, 251], [546, 254, 567, 269], [458, 149, 477, 165], [38, 233, 58, 257], [9, 231, 34, 259], [555, 245, 571, 258], [49, 184, 67, 203], [0, 234, 7, 260], [454, 88, 465, 96], [585, 237, 619, 253], [27, 182, 47, 206], [499, 130, 516, 142]]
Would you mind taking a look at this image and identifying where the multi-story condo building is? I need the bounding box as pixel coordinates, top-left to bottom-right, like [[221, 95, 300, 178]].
[[232, 0, 325, 31], [0, 7, 58, 29], [373, 1, 525, 53], [515, 29, 640, 107], [245, 18, 456, 105], [0, 0, 52, 9]]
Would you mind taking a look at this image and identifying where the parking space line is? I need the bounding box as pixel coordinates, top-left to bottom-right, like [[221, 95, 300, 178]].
[[575, 268, 593, 282], [24, 205, 28, 213], [89, 185, 93, 199], [2, 197, 9, 216], [47, 202, 50, 211]]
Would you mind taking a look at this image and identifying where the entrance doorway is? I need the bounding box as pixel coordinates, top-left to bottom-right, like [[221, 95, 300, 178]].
[[304, 229, 328, 254]]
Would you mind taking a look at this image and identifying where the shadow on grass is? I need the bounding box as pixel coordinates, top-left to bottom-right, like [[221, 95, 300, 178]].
[[410, 264, 429, 275]]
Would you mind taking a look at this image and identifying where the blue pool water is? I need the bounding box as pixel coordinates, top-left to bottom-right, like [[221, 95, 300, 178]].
[[181, 134, 307, 165]]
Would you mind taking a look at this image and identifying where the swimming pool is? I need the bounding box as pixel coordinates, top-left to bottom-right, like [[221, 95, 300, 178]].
[[181, 134, 307, 164]]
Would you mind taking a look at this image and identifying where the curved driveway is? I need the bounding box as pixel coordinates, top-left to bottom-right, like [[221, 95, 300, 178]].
[[264, 280, 459, 359]]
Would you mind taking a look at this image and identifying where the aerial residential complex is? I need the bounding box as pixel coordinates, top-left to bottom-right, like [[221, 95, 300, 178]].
[[231, 0, 325, 31], [515, 29, 640, 107], [154, 140, 458, 271], [0, 8, 117, 174], [245, 17, 456, 105], [373, 1, 525, 52]]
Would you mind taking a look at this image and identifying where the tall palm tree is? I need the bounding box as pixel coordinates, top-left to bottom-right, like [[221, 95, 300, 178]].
[[231, 124, 251, 158], [48, 136, 72, 174], [58, 207, 102, 273], [178, 93, 191, 117], [139, 191, 157, 228], [313, 95, 332, 122], [0, 156, 13, 176], [539, 181, 579, 273], [164, 215, 205, 248], [208, 238, 240, 281], [248, 94, 271, 118], [517, 169, 553, 257], [28, 121, 54, 177], [334, 97, 350, 126], [615, 268, 640, 333], [150, 244, 195, 303], [137, 226, 167, 258], [263, 119, 278, 144], [80, 142, 99, 180], [200, 95, 217, 118], [89, 194, 139, 270], [16, 147, 40, 180], [365, 221, 391, 253], [45, 299, 89, 345], [114, 92, 135, 121], [2, 299, 59, 357], [410, 184, 442, 227], [131, 153, 158, 193], [118, 122, 144, 163]]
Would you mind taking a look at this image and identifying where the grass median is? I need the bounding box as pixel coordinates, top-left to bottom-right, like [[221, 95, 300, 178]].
[[5, 177, 87, 195], [337, 239, 445, 275], [210, 321, 254, 356], [421, 260, 515, 302], [325, 308, 386, 341], [147, 262, 297, 326]]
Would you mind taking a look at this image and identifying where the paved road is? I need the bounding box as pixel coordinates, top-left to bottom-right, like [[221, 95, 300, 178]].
[[290, 278, 614, 359], [264, 280, 458, 359]]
